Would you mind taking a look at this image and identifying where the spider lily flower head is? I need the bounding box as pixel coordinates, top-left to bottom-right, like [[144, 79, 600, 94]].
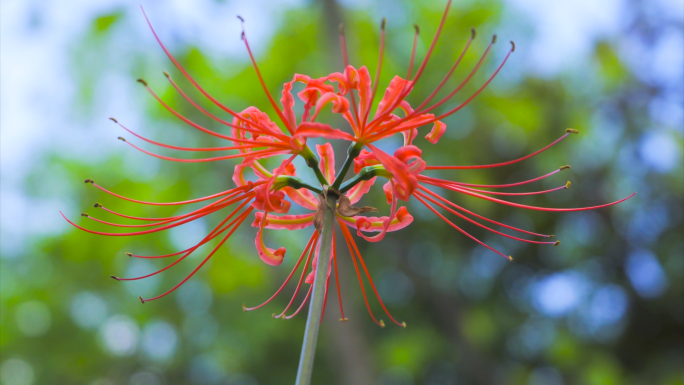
[[62, 0, 635, 326]]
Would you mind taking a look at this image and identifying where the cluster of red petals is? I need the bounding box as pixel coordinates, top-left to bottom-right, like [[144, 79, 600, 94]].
[[63, 0, 635, 326]]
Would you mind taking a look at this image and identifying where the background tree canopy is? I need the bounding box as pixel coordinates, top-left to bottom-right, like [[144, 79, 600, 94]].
[[1, 0, 682, 384]]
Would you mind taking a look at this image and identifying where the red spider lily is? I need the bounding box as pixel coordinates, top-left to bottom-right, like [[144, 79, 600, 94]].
[[62, 0, 635, 327]]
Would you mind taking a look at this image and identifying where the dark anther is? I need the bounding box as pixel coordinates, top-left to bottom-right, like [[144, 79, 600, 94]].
[[84, 179, 94, 184], [136, 78, 148, 86], [471, 28, 476, 39], [413, 24, 419, 34], [162, 71, 170, 78], [339, 23, 345, 36], [381, 18, 386, 30], [125, 252, 132, 257], [554, 241, 561, 246], [110, 275, 120, 281], [109, 117, 118, 123], [117, 137, 126, 141], [566, 128, 579, 134], [510, 41, 515, 51], [139, 296, 145, 304], [94, 203, 101, 208], [560, 165, 571, 171], [237, 15, 244, 22], [491, 34, 497, 44], [81, 213, 89, 217]]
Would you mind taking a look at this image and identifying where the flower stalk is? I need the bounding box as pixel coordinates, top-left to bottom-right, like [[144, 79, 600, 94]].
[[295, 191, 337, 385]]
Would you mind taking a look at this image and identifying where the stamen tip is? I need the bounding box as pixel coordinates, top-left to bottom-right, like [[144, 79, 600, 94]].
[[379, 320, 386, 328], [339, 318, 349, 322], [125, 252, 132, 257], [549, 234, 555, 238], [338, 23, 345, 36], [471, 28, 476, 39], [109, 117, 118, 123], [242, 303, 247, 312], [413, 24, 420, 34], [491, 34, 497, 44], [565, 181, 571, 189], [560, 165, 571, 171], [136, 78, 148, 86], [84, 179, 94, 184], [272, 313, 277, 319], [80, 213, 88, 217], [110, 275, 120, 281], [554, 240, 561, 247], [162, 71, 170, 78], [566, 128, 579, 134], [508, 256, 514, 262], [139, 296, 145, 304], [117, 136, 126, 142], [94, 203, 101, 208], [381, 18, 386, 30], [236, 15, 244, 22], [401, 322, 407, 328], [510, 40, 515, 51]]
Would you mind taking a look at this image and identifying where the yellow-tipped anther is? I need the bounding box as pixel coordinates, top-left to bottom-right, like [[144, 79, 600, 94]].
[[566, 128, 579, 134], [84, 179, 94, 184], [565, 181, 571, 188], [379, 320, 386, 328], [549, 235, 555, 238], [509, 256, 514, 262], [81, 213, 88, 217], [339, 318, 349, 322], [554, 240, 561, 246], [125, 252, 132, 257], [242, 304, 247, 312], [401, 322, 407, 328], [139, 296, 145, 304], [94, 203, 101, 208], [560, 165, 571, 171]]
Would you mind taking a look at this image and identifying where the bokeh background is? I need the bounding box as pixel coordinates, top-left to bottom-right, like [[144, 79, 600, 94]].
[[1, 0, 683, 384]]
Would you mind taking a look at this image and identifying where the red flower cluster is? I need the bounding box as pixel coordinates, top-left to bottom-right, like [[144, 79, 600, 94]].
[[63, 0, 634, 326]]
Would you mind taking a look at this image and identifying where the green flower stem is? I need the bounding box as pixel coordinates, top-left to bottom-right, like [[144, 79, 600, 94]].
[[273, 176, 322, 195], [331, 141, 364, 190], [299, 146, 330, 186], [339, 165, 392, 194], [294, 192, 337, 385]]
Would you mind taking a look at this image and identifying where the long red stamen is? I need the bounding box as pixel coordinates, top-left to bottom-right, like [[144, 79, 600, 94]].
[[439, 183, 637, 212], [361, 18, 386, 135], [426, 131, 573, 170], [332, 232, 347, 321], [121, 139, 288, 163], [410, 0, 452, 83], [417, 185, 553, 238], [137, 79, 291, 143], [83, 192, 248, 228], [342, 222, 405, 327], [113, 203, 252, 281], [284, 286, 313, 319], [406, 24, 419, 79], [338, 220, 384, 327], [87, 180, 261, 206], [139, 208, 253, 303], [419, 166, 568, 188], [61, 193, 253, 237], [414, 194, 513, 260], [444, 182, 571, 196], [338, 24, 362, 129], [244, 231, 318, 311], [238, 17, 295, 135], [140, 8, 278, 135], [415, 191, 557, 245], [112, 119, 279, 152], [163, 72, 290, 144], [275, 236, 319, 318]]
